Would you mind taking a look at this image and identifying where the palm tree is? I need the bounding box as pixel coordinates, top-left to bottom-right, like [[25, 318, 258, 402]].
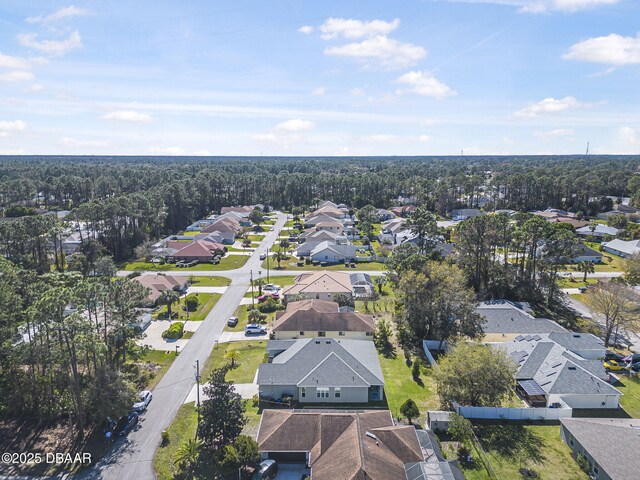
[[252, 278, 264, 296], [577, 260, 595, 282], [174, 437, 203, 475], [159, 289, 180, 319], [248, 308, 262, 324], [272, 249, 284, 269], [224, 349, 242, 368]]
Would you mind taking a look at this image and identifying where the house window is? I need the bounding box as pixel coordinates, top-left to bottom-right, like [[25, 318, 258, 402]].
[[570, 439, 574, 446], [317, 388, 329, 398], [593, 465, 598, 474], [300, 331, 305, 336], [335, 388, 341, 398], [366, 332, 373, 336], [301, 387, 306, 398], [318, 331, 326, 337], [339, 331, 345, 336]]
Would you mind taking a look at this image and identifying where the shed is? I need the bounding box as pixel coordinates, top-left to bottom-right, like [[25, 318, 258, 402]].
[[427, 411, 452, 433]]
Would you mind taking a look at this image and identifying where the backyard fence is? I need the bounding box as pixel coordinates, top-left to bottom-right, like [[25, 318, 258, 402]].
[[452, 402, 573, 421]]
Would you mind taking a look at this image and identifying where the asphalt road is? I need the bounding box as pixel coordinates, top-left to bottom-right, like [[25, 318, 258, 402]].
[[77, 213, 288, 480]]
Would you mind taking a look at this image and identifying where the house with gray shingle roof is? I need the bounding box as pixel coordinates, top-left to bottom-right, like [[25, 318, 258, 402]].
[[258, 337, 384, 403], [560, 417, 640, 480], [500, 333, 621, 409]]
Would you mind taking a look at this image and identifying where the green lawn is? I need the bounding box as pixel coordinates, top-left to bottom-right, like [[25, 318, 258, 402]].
[[188, 276, 231, 287], [178, 230, 200, 236], [261, 257, 386, 271], [123, 255, 248, 271], [154, 293, 221, 321], [557, 277, 599, 289], [378, 351, 439, 424], [445, 424, 588, 480], [225, 305, 278, 332], [154, 402, 198, 480], [201, 340, 267, 383], [138, 350, 176, 390], [616, 374, 640, 418]]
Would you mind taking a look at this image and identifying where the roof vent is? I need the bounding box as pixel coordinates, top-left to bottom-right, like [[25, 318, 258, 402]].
[[573, 334, 581, 338], [315, 341, 320, 344], [568, 366, 576, 370]]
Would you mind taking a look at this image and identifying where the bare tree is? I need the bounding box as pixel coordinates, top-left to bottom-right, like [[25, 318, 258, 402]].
[[583, 282, 640, 347]]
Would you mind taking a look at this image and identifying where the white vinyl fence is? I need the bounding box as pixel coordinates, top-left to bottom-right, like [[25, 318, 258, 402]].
[[452, 402, 572, 421]]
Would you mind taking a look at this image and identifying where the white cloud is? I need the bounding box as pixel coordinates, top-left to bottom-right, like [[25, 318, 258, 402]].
[[27, 6, 91, 24], [319, 18, 400, 40], [17, 31, 82, 56], [564, 33, 640, 66], [362, 134, 432, 143], [149, 146, 187, 155], [350, 88, 365, 96], [533, 128, 575, 138], [418, 134, 431, 142], [396, 71, 456, 99], [193, 150, 212, 156], [102, 110, 152, 122], [0, 53, 30, 69], [26, 83, 44, 92], [275, 119, 315, 131], [59, 137, 108, 147], [514, 96, 585, 118], [0, 71, 35, 83], [0, 120, 27, 138], [311, 87, 326, 96], [620, 127, 640, 146], [325, 35, 426, 69], [298, 25, 314, 34]]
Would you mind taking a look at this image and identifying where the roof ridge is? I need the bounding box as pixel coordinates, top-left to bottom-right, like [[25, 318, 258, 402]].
[[296, 351, 370, 387], [258, 410, 292, 449]]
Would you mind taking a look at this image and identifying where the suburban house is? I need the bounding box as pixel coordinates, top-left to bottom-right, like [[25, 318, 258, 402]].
[[477, 300, 567, 342], [304, 213, 345, 228], [186, 219, 215, 231], [216, 211, 252, 226], [376, 208, 396, 222], [307, 204, 346, 220], [298, 229, 343, 244], [168, 239, 225, 263], [282, 270, 373, 301], [390, 205, 417, 216], [220, 205, 253, 215], [272, 299, 375, 340], [560, 418, 639, 480], [576, 224, 619, 239], [570, 244, 604, 264], [308, 241, 357, 263], [295, 234, 350, 257], [256, 410, 464, 480], [602, 238, 640, 257], [314, 220, 344, 234], [500, 333, 621, 409], [450, 208, 483, 221], [549, 217, 590, 229], [257, 337, 385, 403], [134, 274, 188, 305]]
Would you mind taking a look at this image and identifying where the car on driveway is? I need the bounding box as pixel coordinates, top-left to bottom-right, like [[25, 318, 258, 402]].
[[604, 352, 627, 363], [258, 293, 280, 302], [252, 459, 278, 480], [245, 323, 267, 335], [270, 226, 274, 231], [604, 359, 628, 371], [227, 316, 239, 327], [259, 253, 267, 260], [132, 390, 152, 412], [263, 284, 280, 292], [115, 412, 139, 436], [623, 353, 640, 364]]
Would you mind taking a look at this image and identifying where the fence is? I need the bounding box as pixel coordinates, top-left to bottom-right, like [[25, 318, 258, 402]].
[[452, 402, 572, 421]]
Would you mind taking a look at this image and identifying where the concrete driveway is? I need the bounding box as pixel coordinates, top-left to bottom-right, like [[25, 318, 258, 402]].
[[183, 381, 258, 403], [186, 286, 228, 294], [136, 319, 193, 351], [218, 330, 269, 343], [275, 463, 311, 479]]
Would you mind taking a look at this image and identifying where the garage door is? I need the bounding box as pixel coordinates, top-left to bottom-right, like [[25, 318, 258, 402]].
[[267, 451, 307, 463]]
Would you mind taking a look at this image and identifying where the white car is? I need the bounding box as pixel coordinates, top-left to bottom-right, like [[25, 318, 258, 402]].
[[245, 324, 267, 335], [270, 226, 274, 231], [132, 390, 152, 412], [263, 284, 281, 292]]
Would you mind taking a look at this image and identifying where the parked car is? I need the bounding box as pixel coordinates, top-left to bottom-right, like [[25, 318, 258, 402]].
[[245, 323, 267, 335], [227, 316, 239, 327], [252, 459, 278, 480], [630, 362, 640, 373], [623, 353, 640, 364], [259, 253, 267, 260], [263, 284, 281, 292], [258, 293, 280, 302], [115, 412, 139, 436], [604, 352, 627, 362], [269, 226, 274, 231], [604, 359, 628, 371], [132, 390, 152, 412]]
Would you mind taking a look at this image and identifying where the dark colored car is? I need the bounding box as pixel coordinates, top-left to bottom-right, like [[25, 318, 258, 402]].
[[631, 362, 640, 373], [227, 316, 239, 327], [604, 352, 626, 362], [623, 353, 640, 364], [252, 459, 278, 480], [115, 412, 139, 436]]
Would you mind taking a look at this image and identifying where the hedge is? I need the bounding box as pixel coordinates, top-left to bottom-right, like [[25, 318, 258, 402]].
[[162, 322, 184, 339]]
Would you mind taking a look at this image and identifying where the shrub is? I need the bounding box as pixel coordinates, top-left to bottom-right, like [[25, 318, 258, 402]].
[[412, 359, 421, 379], [281, 393, 294, 403], [162, 322, 184, 339], [258, 298, 282, 313], [161, 429, 169, 446], [185, 296, 199, 312], [127, 271, 142, 279]]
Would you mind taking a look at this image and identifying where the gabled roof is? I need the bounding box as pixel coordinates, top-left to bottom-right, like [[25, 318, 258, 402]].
[[576, 224, 619, 235], [477, 300, 567, 335], [560, 418, 640, 480], [257, 337, 384, 386], [309, 241, 357, 258], [172, 240, 224, 258], [273, 299, 375, 333], [257, 410, 423, 480], [135, 274, 186, 302], [603, 239, 640, 255], [283, 271, 354, 296], [308, 205, 345, 219]]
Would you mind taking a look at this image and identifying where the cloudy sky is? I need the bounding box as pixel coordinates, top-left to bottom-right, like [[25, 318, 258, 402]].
[[0, 0, 639, 156]]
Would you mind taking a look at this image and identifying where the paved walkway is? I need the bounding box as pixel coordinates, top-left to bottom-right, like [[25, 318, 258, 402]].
[[186, 286, 227, 294], [183, 382, 258, 403], [80, 212, 288, 480], [218, 330, 269, 343]]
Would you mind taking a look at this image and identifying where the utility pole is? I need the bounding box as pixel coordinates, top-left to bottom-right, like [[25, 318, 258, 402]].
[[250, 269, 255, 308], [266, 247, 270, 283], [195, 359, 201, 424]]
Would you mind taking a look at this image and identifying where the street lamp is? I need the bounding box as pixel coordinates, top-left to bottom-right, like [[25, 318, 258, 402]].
[[266, 247, 270, 283], [250, 269, 255, 308]]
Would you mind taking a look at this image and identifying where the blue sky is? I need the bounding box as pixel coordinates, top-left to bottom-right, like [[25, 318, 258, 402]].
[[0, 0, 639, 155]]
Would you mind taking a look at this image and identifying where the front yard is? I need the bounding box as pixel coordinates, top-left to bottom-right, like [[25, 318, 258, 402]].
[[616, 374, 640, 418], [123, 255, 248, 271], [154, 293, 221, 321], [225, 304, 278, 332], [201, 340, 266, 383], [188, 275, 231, 287], [136, 349, 177, 390], [440, 423, 588, 480], [261, 257, 386, 271]]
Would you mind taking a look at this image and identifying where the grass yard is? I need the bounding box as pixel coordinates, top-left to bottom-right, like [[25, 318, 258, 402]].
[[201, 340, 267, 383], [153, 402, 198, 480], [225, 305, 278, 332], [378, 351, 439, 424], [154, 293, 221, 321], [448, 424, 588, 480], [556, 277, 600, 289], [616, 374, 640, 418], [131, 349, 177, 391], [188, 276, 231, 287], [178, 230, 200, 236], [261, 257, 386, 271], [123, 254, 248, 271]]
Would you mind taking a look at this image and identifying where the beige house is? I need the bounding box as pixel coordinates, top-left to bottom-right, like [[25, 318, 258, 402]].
[[134, 274, 188, 305], [272, 299, 375, 340], [282, 271, 353, 301]]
